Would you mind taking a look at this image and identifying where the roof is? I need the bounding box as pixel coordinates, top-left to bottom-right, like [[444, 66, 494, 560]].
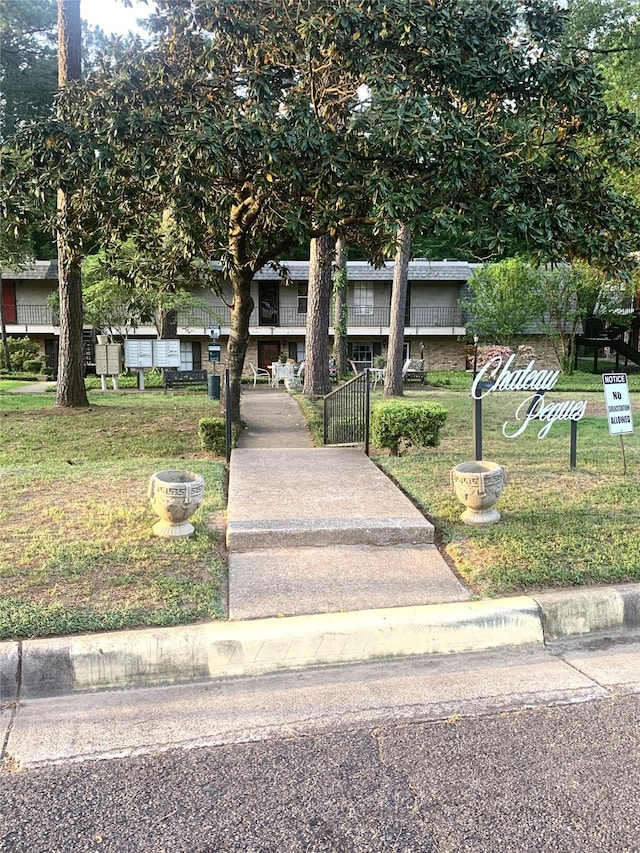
[[254, 259, 473, 282], [2, 260, 58, 280], [5, 258, 472, 283]]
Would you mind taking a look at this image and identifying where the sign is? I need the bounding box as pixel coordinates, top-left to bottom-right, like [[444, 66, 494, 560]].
[[124, 340, 153, 369], [208, 344, 221, 363], [472, 354, 587, 440], [603, 373, 634, 435]]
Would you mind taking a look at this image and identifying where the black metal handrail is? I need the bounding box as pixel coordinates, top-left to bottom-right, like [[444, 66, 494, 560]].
[[323, 369, 370, 455]]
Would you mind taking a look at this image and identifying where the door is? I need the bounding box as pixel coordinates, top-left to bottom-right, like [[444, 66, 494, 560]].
[[258, 341, 280, 372], [259, 283, 279, 325]]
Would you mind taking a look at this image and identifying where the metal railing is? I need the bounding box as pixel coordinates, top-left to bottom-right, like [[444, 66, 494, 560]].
[[8, 305, 58, 325], [9, 302, 463, 331], [323, 369, 370, 455]]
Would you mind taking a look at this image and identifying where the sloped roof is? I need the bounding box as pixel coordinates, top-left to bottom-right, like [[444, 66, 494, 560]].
[[254, 259, 473, 281], [5, 258, 473, 283], [2, 260, 58, 280]]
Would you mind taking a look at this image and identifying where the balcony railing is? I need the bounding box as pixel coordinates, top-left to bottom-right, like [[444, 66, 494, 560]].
[[180, 304, 464, 329], [10, 302, 464, 331], [7, 305, 58, 325]]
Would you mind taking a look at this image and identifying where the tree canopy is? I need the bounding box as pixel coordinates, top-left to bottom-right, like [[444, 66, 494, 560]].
[[2, 0, 640, 414]]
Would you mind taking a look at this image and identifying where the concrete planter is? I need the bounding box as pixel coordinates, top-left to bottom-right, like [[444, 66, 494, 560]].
[[148, 470, 204, 538], [451, 461, 505, 525]]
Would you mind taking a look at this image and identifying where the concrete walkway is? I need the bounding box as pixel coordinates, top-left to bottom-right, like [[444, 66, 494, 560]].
[[229, 386, 469, 618], [3, 384, 640, 700]]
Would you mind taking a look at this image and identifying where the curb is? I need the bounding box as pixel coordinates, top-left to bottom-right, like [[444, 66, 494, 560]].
[[533, 582, 640, 640], [2, 597, 541, 700], [3, 584, 640, 700]]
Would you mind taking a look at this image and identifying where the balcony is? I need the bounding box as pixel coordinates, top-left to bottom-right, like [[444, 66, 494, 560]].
[[6, 305, 58, 328], [179, 304, 464, 330]]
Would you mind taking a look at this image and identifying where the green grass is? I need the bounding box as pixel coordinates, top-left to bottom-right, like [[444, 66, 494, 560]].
[[0, 389, 227, 640], [371, 386, 640, 596]]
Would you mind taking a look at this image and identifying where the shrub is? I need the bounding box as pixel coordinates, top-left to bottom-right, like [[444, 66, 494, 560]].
[[371, 400, 447, 456], [23, 360, 42, 374], [198, 417, 241, 455], [0, 336, 40, 371]]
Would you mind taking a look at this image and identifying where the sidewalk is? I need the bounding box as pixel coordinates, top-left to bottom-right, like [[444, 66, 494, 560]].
[[3, 385, 640, 700]]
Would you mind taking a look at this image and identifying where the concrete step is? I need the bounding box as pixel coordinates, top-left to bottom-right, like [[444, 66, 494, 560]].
[[226, 447, 435, 551], [228, 544, 469, 619]]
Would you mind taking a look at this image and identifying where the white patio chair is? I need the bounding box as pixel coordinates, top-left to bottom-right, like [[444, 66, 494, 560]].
[[249, 362, 270, 387]]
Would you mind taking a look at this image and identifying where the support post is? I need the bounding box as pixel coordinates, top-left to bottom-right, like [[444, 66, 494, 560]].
[[473, 396, 483, 461], [570, 420, 577, 469]]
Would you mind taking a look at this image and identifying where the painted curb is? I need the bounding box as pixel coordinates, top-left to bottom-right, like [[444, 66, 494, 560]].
[[534, 583, 640, 640], [4, 585, 640, 701], [2, 597, 542, 700]]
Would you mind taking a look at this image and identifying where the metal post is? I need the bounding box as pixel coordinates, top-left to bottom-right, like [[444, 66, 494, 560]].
[[570, 420, 577, 469], [364, 369, 370, 457], [473, 396, 483, 461], [225, 369, 232, 464]]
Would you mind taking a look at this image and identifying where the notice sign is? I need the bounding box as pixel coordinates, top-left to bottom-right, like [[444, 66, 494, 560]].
[[603, 373, 634, 435]]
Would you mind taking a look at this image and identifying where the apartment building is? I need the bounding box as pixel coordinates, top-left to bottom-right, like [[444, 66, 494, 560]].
[[2, 258, 473, 376]]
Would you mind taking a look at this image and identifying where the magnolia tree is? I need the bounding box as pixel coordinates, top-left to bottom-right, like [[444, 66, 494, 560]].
[[2, 0, 640, 417]]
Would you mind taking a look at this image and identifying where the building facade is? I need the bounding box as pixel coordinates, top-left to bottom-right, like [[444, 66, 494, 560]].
[[2, 258, 473, 376]]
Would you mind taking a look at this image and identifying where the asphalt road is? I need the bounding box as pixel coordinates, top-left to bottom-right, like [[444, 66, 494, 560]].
[[1, 695, 640, 852], [3, 634, 640, 852]]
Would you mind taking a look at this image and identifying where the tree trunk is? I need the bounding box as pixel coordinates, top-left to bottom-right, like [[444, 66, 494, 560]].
[[332, 236, 348, 377], [55, 0, 88, 407], [157, 308, 178, 339], [303, 232, 335, 398], [226, 268, 254, 424], [384, 222, 411, 398], [0, 272, 12, 371]]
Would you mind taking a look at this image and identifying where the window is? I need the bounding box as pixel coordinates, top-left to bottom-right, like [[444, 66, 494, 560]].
[[297, 283, 308, 314], [180, 341, 202, 370], [352, 283, 374, 317], [350, 342, 373, 368]]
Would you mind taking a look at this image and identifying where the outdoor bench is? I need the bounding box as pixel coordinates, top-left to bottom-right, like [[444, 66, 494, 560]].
[[163, 369, 209, 391]]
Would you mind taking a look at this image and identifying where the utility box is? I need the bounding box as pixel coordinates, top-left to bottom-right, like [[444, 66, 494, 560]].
[[95, 344, 122, 376]]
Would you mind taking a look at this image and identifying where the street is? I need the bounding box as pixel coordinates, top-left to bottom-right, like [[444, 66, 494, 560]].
[[2, 636, 640, 851]]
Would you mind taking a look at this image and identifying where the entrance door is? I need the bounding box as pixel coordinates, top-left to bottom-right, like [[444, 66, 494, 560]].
[[259, 283, 279, 325], [258, 341, 280, 372]]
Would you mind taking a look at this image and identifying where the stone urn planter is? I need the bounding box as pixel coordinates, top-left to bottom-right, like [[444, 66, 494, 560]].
[[148, 470, 204, 538], [450, 461, 505, 526]]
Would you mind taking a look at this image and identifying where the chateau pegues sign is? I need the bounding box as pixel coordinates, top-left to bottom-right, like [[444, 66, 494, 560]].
[[471, 354, 587, 439]]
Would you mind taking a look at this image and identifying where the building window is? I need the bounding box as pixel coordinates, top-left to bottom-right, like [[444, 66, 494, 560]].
[[297, 283, 308, 314], [350, 342, 373, 368], [352, 283, 374, 317], [180, 341, 201, 371]]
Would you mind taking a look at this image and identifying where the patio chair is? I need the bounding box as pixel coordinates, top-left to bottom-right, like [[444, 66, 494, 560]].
[[249, 362, 270, 387], [370, 367, 386, 390]]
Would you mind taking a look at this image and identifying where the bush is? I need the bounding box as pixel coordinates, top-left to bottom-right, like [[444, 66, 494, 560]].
[[0, 336, 40, 371], [371, 400, 447, 456], [23, 360, 42, 374], [198, 417, 241, 455]]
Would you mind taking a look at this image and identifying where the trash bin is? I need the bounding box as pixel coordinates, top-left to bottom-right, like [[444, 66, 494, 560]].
[[208, 373, 221, 400]]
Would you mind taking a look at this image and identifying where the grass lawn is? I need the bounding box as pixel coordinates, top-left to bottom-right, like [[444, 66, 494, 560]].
[[3, 368, 639, 639], [372, 377, 640, 597], [0, 389, 226, 640]]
